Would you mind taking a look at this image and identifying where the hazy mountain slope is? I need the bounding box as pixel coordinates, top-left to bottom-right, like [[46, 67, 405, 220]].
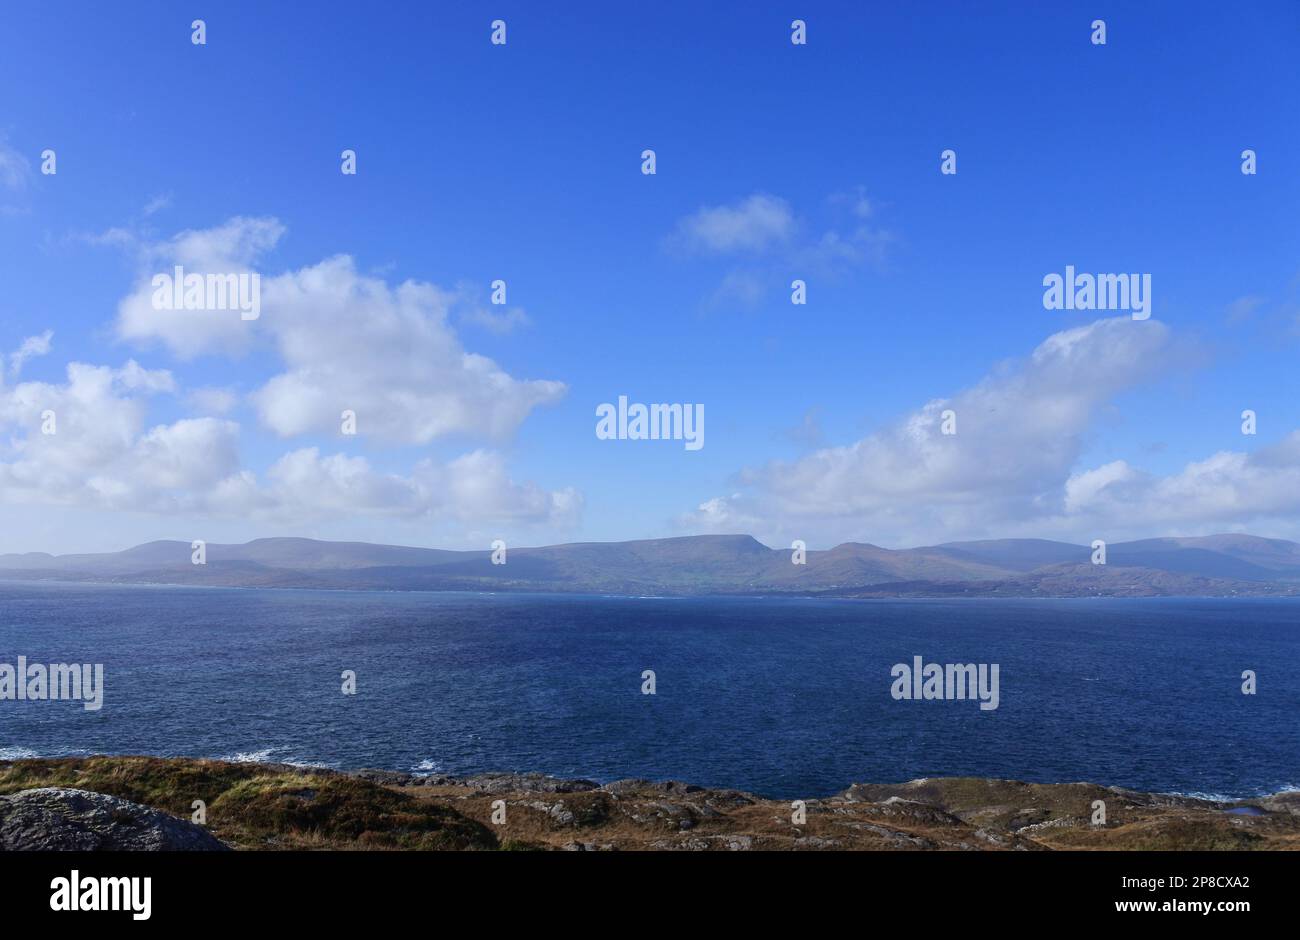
[[1185, 534, 1300, 570], [758, 542, 1012, 589], [2, 533, 1299, 597], [924, 539, 1088, 572], [1105, 536, 1300, 581], [0, 538, 465, 572]]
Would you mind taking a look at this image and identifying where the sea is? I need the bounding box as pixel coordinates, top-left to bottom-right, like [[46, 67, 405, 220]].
[[1, 582, 1296, 800]]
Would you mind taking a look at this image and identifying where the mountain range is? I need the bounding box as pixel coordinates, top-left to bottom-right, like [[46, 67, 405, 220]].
[[3, 533, 1300, 597]]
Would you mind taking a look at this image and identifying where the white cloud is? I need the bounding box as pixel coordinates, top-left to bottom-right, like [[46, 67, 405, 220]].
[[0, 360, 217, 513], [672, 194, 795, 254], [0, 139, 31, 191], [1063, 459, 1133, 513], [707, 269, 767, 309], [7, 330, 53, 380], [671, 190, 896, 309], [142, 193, 172, 217], [1062, 435, 1300, 534], [127, 418, 243, 495], [794, 225, 894, 273], [209, 447, 581, 528], [115, 218, 565, 444], [0, 359, 579, 528], [1226, 294, 1265, 324], [436, 449, 582, 525], [782, 406, 825, 449], [0, 217, 580, 533], [187, 386, 239, 415], [165, 215, 285, 269], [829, 185, 875, 220], [116, 216, 284, 358], [459, 304, 531, 335], [685, 494, 765, 534], [680, 317, 1195, 545], [252, 257, 563, 442]]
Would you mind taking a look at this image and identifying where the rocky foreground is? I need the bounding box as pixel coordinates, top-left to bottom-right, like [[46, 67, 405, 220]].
[[1, 757, 1297, 851]]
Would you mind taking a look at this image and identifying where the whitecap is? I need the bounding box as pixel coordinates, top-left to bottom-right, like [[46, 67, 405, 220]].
[[221, 747, 283, 763]]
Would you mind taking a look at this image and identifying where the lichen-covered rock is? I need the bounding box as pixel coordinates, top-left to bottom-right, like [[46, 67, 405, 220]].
[[0, 787, 229, 851]]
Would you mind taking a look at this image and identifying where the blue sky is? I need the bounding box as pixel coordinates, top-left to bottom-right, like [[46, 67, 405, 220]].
[[1, 1, 1298, 553]]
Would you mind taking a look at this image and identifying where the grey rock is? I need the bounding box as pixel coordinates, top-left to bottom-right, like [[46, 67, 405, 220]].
[[601, 778, 652, 795], [868, 797, 966, 827], [523, 800, 578, 826], [352, 769, 416, 787], [603, 779, 703, 796], [0, 788, 229, 851], [974, 828, 1009, 846], [651, 780, 704, 795], [836, 820, 935, 848], [438, 772, 597, 795], [794, 835, 841, 849]]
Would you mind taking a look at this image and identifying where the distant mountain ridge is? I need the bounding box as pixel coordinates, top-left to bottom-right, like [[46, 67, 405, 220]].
[[3, 533, 1300, 597]]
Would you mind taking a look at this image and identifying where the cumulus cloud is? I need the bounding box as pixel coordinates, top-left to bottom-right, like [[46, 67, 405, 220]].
[[1226, 294, 1265, 325], [708, 269, 767, 308], [828, 185, 875, 220], [223, 444, 579, 525], [142, 193, 172, 217], [0, 359, 579, 528], [186, 386, 239, 416], [0, 139, 31, 191], [116, 216, 283, 357], [459, 303, 531, 335], [793, 225, 894, 273], [0, 217, 581, 532], [115, 217, 564, 444], [251, 257, 562, 442], [199, 447, 582, 528], [781, 406, 826, 449], [680, 317, 1211, 545], [1062, 435, 1300, 533], [7, 330, 53, 380], [670, 190, 895, 309], [0, 360, 224, 513], [672, 194, 795, 254]]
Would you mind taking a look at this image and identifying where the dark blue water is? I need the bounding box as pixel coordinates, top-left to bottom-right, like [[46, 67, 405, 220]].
[[1, 582, 1296, 799]]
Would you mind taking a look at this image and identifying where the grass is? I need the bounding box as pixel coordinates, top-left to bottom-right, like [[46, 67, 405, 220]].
[[0, 756, 496, 850], [4, 757, 1295, 851]]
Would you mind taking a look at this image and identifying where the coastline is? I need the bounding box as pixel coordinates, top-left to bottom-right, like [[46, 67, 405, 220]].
[[2, 755, 1297, 851], [6, 573, 1300, 602], [3, 745, 1294, 805]]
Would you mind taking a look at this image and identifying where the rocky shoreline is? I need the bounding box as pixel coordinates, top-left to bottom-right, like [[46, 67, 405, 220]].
[[1, 756, 1296, 851]]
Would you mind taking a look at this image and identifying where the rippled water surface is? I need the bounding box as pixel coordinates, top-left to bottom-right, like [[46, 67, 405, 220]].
[[2, 583, 1296, 799]]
